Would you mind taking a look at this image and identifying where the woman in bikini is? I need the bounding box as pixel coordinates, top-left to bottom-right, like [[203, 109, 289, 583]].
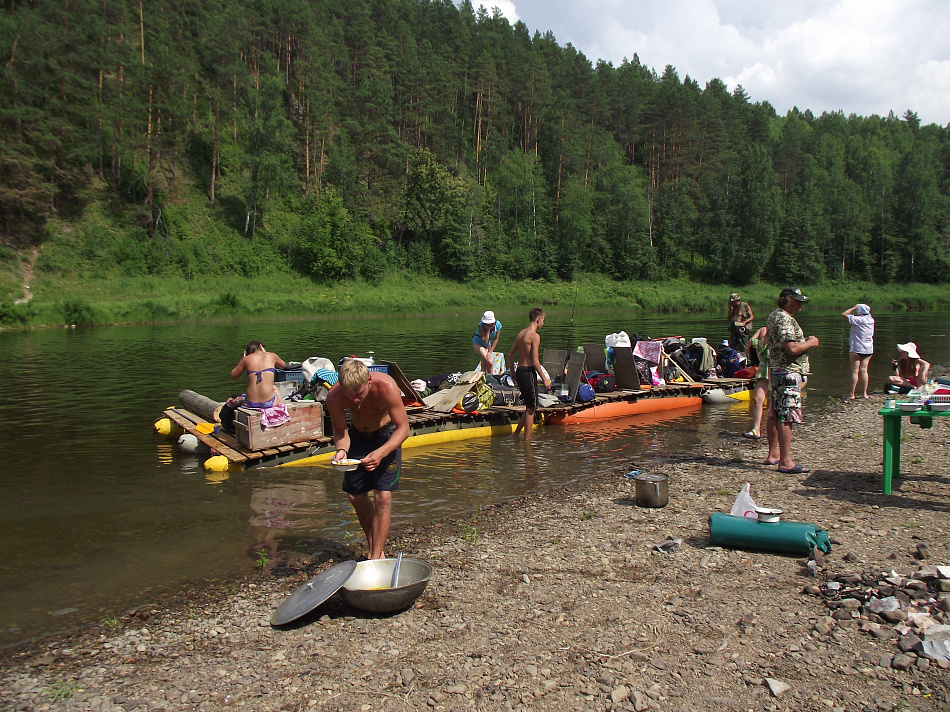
[[887, 342, 930, 390], [230, 341, 286, 408]]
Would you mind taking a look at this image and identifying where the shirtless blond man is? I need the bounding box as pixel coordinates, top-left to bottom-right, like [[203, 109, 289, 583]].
[[230, 341, 286, 408], [507, 308, 551, 441], [326, 359, 410, 560]]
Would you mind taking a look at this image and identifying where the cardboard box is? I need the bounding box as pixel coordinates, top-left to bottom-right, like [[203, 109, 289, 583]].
[[235, 401, 323, 450]]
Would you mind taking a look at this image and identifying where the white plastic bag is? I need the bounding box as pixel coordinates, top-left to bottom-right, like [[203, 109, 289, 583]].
[[605, 331, 632, 348], [301, 356, 335, 383], [730, 483, 759, 519]]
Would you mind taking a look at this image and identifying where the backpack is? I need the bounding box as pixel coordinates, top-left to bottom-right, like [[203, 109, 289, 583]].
[[457, 380, 496, 412], [576, 383, 596, 402], [717, 345, 741, 378]]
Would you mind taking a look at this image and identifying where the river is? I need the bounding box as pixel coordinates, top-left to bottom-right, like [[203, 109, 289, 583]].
[[1, 306, 947, 647]]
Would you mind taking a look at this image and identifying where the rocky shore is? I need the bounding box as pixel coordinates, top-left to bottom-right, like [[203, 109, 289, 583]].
[[3, 395, 950, 712]]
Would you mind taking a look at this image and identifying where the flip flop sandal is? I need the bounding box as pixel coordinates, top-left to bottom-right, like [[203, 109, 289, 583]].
[[764, 459, 779, 465], [777, 464, 810, 474], [742, 431, 762, 440]]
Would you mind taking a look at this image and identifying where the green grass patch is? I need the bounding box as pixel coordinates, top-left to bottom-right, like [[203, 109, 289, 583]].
[[45, 681, 76, 703], [5, 252, 950, 329]]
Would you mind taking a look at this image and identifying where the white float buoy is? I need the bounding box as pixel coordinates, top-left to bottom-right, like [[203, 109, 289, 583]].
[[178, 433, 210, 455]]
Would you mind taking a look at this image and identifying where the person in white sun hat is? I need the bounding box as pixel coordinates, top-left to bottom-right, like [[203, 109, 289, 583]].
[[887, 341, 930, 390], [472, 310, 503, 374]]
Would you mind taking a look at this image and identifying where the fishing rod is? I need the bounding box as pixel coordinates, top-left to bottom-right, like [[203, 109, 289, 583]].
[[564, 279, 579, 353]]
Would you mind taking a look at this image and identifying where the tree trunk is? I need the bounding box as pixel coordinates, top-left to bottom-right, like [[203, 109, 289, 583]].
[[178, 390, 224, 423], [210, 98, 218, 204]]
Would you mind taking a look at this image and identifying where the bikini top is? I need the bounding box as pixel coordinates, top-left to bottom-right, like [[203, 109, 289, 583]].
[[248, 367, 276, 383]]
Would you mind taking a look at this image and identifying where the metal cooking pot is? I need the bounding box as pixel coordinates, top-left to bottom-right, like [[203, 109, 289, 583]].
[[633, 473, 669, 508], [340, 558, 432, 613]]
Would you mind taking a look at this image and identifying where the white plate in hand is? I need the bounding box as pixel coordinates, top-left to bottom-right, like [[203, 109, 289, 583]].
[[331, 458, 361, 471]]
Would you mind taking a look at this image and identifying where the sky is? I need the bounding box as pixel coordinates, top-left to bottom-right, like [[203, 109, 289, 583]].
[[468, 0, 950, 126]]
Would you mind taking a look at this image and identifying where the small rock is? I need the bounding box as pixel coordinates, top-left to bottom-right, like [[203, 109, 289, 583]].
[[914, 544, 929, 560], [764, 678, 790, 697], [446, 684, 467, 694], [891, 654, 916, 671], [937, 596, 950, 613], [899, 633, 922, 653], [631, 690, 650, 711], [870, 626, 897, 640], [810, 547, 826, 567], [843, 552, 859, 563], [880, 609, 907, 623], [815, 617, 836, 636], [610, 685, 630, 704], [739, 612, 757, 627]]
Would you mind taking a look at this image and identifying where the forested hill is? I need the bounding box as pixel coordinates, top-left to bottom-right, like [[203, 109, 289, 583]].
[[2, 0, 949, 288]]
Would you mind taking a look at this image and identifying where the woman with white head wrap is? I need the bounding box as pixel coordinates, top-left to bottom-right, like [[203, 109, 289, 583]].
[[842, 303, 874, 399]]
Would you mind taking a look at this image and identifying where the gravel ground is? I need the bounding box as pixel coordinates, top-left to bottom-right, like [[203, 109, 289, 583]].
[[2, 390, 950, 712]]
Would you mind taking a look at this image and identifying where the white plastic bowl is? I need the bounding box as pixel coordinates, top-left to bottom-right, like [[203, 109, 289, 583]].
[[331, 458, 361, 471], [755, 507, 783, 523], [898, 401, 923, 412]]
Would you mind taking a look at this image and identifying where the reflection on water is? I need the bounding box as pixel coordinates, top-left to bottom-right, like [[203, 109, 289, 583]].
[[248, 480, 328, 557], [1, 308, 947, 647]]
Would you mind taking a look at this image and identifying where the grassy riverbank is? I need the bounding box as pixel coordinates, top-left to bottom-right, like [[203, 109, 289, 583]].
[[2, 270, 949, 328]]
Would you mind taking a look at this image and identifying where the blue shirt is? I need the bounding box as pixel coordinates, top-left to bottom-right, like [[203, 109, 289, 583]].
[[472, 320, 502, 347]]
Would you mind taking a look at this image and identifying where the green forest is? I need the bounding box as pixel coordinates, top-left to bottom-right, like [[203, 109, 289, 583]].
[[2, 0, 950, 318]]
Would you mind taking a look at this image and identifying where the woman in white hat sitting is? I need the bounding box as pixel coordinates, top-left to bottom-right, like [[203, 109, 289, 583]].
[[473, 310, 503, 374], [887, 342, 930, 389]]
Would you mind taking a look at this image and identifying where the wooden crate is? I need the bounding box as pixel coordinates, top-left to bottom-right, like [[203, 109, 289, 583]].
[[235, 401, 323, 450]]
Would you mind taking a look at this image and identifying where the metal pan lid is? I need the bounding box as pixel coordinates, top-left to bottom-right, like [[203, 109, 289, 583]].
[[271, 560, 358, 626], [633, 473, 668, 483]]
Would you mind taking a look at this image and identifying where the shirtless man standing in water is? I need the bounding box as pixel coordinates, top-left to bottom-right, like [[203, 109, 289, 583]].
[[326, 359, 410, 560], [508, 307, 550, 442], [230, 341, 286, 408]]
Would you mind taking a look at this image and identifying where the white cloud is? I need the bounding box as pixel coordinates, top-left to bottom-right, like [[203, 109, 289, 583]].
[[467, 0, 950, 124]]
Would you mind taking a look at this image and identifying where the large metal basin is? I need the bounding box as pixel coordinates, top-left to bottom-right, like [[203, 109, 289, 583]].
[[340, 558, 432, 613]]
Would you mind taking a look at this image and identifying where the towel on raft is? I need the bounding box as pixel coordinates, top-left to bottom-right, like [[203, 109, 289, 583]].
[[315, 368, 338, 386], [260, 404, 290, 429], [633, 339, 663, 365]]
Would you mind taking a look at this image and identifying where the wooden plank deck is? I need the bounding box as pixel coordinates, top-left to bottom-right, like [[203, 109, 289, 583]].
[[161, 374, 752, 470]]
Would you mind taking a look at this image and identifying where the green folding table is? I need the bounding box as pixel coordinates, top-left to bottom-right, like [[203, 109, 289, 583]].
[[878, 405, 950, 494]]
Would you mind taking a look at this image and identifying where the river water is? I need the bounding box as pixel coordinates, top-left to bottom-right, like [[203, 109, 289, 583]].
[[1, 306, 947, 647]]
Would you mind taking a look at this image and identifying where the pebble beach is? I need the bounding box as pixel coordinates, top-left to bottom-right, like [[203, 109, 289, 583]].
[[2, 391, 950, 712]]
